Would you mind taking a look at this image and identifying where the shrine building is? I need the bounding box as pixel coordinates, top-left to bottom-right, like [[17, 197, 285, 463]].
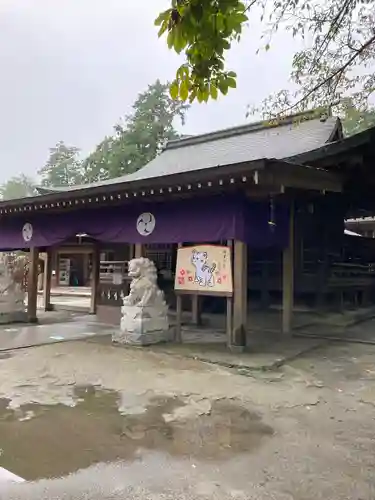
[[1, 109, 375, 348]]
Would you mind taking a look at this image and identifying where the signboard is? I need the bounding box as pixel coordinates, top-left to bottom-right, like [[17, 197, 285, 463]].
[[174, 245, 233, 296]]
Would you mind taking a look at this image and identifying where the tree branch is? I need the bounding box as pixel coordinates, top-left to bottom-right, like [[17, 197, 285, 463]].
[[309, 0, 353, 69], [285, 34, 375, 113]]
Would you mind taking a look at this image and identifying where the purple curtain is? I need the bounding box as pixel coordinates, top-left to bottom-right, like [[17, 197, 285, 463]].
[[0, 195, 289, 250]]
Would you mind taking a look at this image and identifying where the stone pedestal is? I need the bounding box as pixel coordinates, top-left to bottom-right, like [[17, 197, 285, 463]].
[[0, 301, 27, 324], [113, 304, 170, 346]]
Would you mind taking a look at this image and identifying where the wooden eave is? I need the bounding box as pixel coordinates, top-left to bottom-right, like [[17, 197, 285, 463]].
[[0, 158, 342, 217], [287, 126, 375, 168]]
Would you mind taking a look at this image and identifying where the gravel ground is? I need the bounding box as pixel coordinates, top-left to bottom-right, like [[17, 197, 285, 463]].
[[0, 339, 375, 499]]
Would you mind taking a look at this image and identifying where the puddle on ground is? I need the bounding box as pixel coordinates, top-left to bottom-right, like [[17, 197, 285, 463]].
[[0, 386, 273, 481]]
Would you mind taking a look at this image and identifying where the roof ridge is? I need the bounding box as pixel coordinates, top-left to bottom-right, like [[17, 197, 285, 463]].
[[166, 108, 333, 151]]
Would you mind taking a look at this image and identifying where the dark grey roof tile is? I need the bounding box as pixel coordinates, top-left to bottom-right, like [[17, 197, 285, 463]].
[[35, 114, 339, 194]]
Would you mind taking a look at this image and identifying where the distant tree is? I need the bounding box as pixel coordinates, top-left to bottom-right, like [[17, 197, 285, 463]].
[[340, 100, 375, 137], [82, 80, 189, 183], [248, 93, 375, 137], [38, 141, 83, 187], [0, 174, 37, 200]]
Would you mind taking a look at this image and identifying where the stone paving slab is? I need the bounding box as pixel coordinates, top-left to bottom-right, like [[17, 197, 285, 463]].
[[37, 286, 91, 297], [296, 317, 375, 344], [96, 336, 326, 372], [0, 319, 115, 352]]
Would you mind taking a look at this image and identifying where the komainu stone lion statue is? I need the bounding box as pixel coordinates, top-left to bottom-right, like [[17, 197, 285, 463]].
[[123, 258, 166, 308], [0, 253, 28, 322], [113, 257, 169, 346]]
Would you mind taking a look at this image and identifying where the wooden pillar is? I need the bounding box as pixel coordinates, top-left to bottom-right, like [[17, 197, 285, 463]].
[[231, 240, 247, 349], [83, 253, 89, 286], [27, 247, 39, 323], [226, 239, 233, 346], [90, 246, 100, 314], [175, 243, 183, 342], [315, 226, 329, 311], [129, 244, 135, 260], [43, 249, 53, 311], [191, 295, 200, 325], [282, 202, 294, 335], [51, 250, 58, 288], [55, 253, 60, 287], [134, 244, 143, 258], [260, 261, 270, 309]]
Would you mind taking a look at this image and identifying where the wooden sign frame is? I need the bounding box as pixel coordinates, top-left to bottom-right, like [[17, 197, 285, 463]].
[[174, 242, 233, 343]]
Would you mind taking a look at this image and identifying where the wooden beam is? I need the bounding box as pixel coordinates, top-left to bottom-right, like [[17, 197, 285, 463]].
[[90, 246, 100, 314], [260, 162, 342, 193], [282, 202, 294, 334], [43, 249, 53, 311], [56, 246, 95, 255], [27, 247, 39, 323], [231, 240, 247, 349]]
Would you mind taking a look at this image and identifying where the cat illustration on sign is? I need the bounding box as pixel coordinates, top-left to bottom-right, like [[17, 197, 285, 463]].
[[191, 249, 216, 287]]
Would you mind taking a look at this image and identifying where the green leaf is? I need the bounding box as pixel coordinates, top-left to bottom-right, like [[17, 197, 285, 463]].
[[210, 84, 218, 99], [174, 30, 187, 53], [216, 13, 225, 31], [179, 79, 189, 101], [197, 88, 205, 103], [188, 88, 197, 103], [177, 65, 189, 80], [234, 13, 248, 23], [158, 22, 168, 37], [170, 80, 179, 100], [154, 10, 171, 26], [199, 84, 210, 102], [237, 2, 248, 10], [265, 43, 270, 51], [227, 71, 237, 78], [227, 77, 236, 88], [218, 79, 229, 95], [167, 31, 175, 49]]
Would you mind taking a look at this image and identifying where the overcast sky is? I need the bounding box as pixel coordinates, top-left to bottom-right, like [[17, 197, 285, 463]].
[[0, 0, 298, 183]]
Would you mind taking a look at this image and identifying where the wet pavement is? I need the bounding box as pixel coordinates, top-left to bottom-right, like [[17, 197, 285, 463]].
[[0, 315, 114, 351], [0, 386, 273, 481], [1, 327, 375, 498]]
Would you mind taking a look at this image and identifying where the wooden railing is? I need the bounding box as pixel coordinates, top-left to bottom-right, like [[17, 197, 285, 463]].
[[329, 262, 375, 289], [97, 281, 131, 306], [99, 260, 128, 283], [97, 260, 130, 307], [248, 259, 375, 293]]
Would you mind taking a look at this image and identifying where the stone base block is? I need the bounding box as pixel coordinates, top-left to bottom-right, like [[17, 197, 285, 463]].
[[0, 310, 28, 324], [113, 304, 170, 346], [228, 344, 245, 354], [113, 328, 171, 346]]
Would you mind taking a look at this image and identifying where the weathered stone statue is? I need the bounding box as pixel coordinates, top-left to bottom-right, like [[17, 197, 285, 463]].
[[113, 257, 170, 346], [0, 253, 28, 323]]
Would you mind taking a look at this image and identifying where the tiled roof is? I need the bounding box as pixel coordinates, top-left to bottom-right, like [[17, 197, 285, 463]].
[[36, 111, 340, 194]]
